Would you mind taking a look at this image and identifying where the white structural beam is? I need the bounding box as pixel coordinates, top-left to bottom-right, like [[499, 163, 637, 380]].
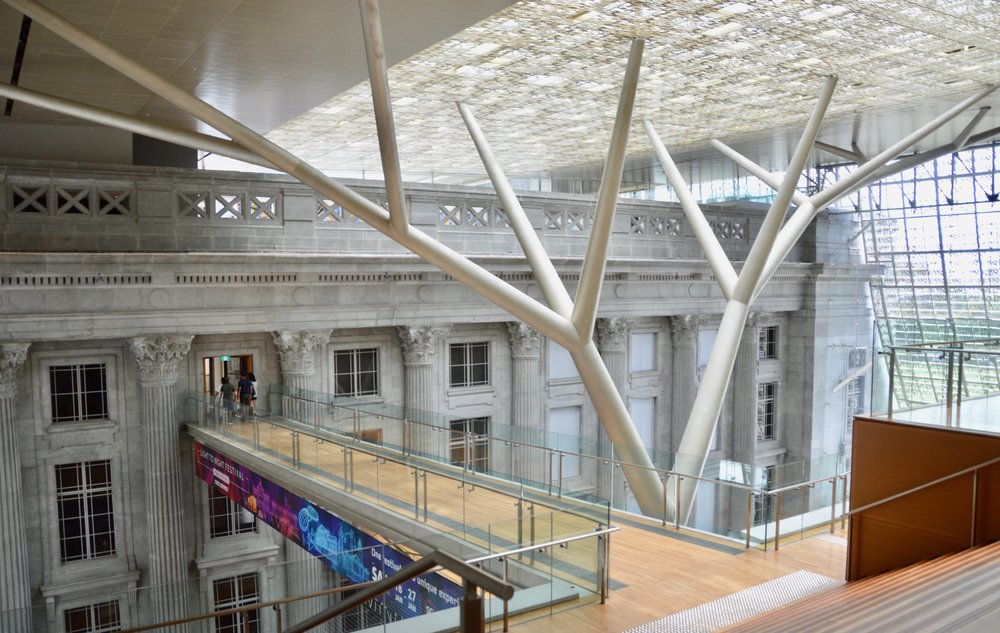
[[572, 38, 644, 343], [457, 102, 574, 317], [2, 0, 670, 516], [814, 139, 865, 163], [953, 106, 990, 150], [646, 122, 737, 300], [0, 82, 275, 169], [359, 0, 408, 235]]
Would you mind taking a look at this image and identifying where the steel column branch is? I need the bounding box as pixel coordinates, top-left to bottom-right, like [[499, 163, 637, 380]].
[[572, 38, 644, 343], [359, 0, 408, 235], [458, 102, 573, 317], [645, 121, 737, 299], [0, 82, 274, 169]]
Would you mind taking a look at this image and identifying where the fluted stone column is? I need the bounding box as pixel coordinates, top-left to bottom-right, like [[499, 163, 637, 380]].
[[270, 330, 331, 627], [670, 316, 701, 457], [0, 343, 31, 633], [271, 330, 331, 423], [129, 335, 194, 631], [730, 314, 761, 532], [398, 325, 449, 458], [595, 318, 633, 504], [507, 323, 544, 485]]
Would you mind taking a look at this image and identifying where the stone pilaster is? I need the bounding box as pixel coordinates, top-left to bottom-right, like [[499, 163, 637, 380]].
[[507, 323, 544, 485], [595, 318, 633, 503], [730, 314, 761, 532], [398, 325, 449, 458], [270, 330, 332, 620], [670, 315, 701, 455], [0, 343, 31, 633], [128, 334, 194, 631]]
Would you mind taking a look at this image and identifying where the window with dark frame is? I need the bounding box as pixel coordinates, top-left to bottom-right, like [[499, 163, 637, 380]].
[[64, 600, 122, 633], [845, 375, 866, 436], [209, 487, 256, 538], [213, 573, 260, 633], [449, 417, 490, 472], [50, 363, 108, 423], [756, 382, 777, 441], [449, 342, 489, 387], [758, 325, 778, 360], [333, 348, 379, 397], [56, 460, 116, 562]]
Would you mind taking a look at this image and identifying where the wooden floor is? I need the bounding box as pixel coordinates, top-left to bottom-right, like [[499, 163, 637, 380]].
[[206, 419, 848, 633]]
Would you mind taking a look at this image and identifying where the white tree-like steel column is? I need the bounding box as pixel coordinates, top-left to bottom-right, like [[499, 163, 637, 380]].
[[0, 343, 31, 633], [647, 77, 997, 520], [129, 335, 194, 632]]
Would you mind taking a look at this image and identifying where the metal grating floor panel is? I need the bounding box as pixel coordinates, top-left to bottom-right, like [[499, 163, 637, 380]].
[[625, 570, 841, 633]]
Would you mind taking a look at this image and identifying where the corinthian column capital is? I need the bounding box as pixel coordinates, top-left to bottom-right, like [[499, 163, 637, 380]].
[[397, 325, 450, 364], [0, 343, 30, 398], [595, 317, 633, 352], [271, 330, 331, 375], [507, 322, 540, 358], [129, 335, 193, 385], [670, 314, 702, 346]]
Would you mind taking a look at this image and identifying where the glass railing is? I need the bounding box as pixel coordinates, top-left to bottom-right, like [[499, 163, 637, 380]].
[[187, 387, 849, 551], [1, 512, 610, 632], [872, 338, 1000, 435]]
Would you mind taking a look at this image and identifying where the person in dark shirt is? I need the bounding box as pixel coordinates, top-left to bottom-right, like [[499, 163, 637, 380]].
[[237, 372, 255, 419], [219, 376, 237, 423]]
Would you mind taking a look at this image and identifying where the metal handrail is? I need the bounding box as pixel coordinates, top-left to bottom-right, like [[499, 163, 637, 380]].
[[464, 526, 620, 564], [849, 454, 1000, 516], [285, 549, 514, 633]]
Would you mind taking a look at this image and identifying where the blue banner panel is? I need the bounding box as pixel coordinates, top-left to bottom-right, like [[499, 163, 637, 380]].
[[193, 441, 462, 619]]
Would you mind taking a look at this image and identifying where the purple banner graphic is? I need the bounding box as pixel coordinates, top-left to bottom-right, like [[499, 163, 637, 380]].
[[193, 441, 462, 620]]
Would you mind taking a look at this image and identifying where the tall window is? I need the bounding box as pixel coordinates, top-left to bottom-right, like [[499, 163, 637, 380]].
[[548, 340, 579, 380], [758, 326, 778, 360], [209, 488, 256, 538], [548, 406, 582, 479], [50, 364, 108, 422], [630, 332, 657, 372], [64, 601, 121, 633], [449, 417, 489, 471], [56, 460, 116, 562], [753, 465, 776, 526], [756, 382, 777, 441], [334, 348, 379, 397], [213, 573, 260, 633], [449, 342, 489, 387]]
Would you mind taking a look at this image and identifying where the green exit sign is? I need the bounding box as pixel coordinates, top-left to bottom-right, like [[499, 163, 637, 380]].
[[219, 355, 230, 361]]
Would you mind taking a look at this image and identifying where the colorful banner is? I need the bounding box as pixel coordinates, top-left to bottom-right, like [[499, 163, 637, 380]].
[[193, 441, 463, 620]]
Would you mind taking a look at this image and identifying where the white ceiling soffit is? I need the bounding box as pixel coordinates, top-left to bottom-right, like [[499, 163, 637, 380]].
[[266, 0, 1000, 181], [0, 0, 517, 133]]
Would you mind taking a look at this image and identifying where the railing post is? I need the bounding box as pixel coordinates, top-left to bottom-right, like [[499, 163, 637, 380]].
[[945, 350, 955, 426], [292, 431, 300, 468], [830, 478, 838, 534], [661, 474, 669, 527], [460, 579, 484, 633], [274, 604, 282, 633], [746, 490, 753, 548], [413, 468, 420, 520], [957, 349, 965, 426], [547, 451, 554, 496], [502, 557, 510, 631], [887, 348, 896, 418], [674, 475, 682, 530], [423, 469, 428, 522], [557, 452, 564, 499], [774, 491, 783, 551], [597, 531, 609, 604], [529, 504, 536, 566], [342, 446, 350, 491]]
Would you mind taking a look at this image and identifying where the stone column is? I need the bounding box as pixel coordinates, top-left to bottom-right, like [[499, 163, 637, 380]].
[[595, 318, 633, 504], [397, 325, 449, 458], [507, 323, 544, 485], [269, 330, 331, 627], [271, 330, 331, 422], [129, 335, 194, 631], [0, 343, 31, 633], [730, 314, 761, 532], [670, 315, 701, 458]]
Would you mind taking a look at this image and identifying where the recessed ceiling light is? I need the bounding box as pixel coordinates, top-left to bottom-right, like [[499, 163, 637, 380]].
[[704, 22, 744, 37], [802, 6, 847, 22], [467, 42, 501, 56], [717, 3, 753, 16]]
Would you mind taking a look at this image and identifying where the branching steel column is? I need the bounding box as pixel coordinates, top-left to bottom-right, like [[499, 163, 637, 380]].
[[359, 0, 408, 234]]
